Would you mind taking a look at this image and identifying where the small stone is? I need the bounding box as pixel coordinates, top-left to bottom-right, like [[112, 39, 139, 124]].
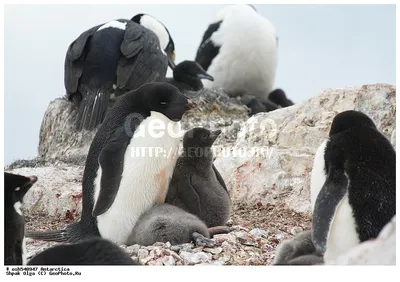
[[125, 244, 141, 255], [236, 231, 258, 247], [161, 256, 175, 266], [152, 242, 165, 247], [250, 228, 269, 239], [170, 245, 180, 252], [291, 227, 303, 235], [275, 232, 286, 240], [180, 251, 212, 265], [214, 233, 236, 244], [203, 247, 223, 255], [226, 219, 234, 227], [137, 249, 149, 260], [163, 242, 172, 249]]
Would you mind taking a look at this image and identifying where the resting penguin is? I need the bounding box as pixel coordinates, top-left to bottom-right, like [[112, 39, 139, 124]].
[[4, 172, 37, 265], [310, 110, 396, 262], [25, 82, 197, 245], [165, 127, 231, 229], [164, 60, 214, 92], [194, 5, 291, 111], [65, 13, 177, 131], [272, 230, 324, 265], [127, 203, 215, 247]]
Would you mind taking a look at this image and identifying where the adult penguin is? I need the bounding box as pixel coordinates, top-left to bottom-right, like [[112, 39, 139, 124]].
[[65, 13, 177, 131], [26, 82, 197, 245], [311, 110, 396, 262], [194, 5, 287, 109]]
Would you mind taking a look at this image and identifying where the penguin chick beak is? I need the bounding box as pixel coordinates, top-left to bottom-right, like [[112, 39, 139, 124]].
[[168, 51, 176, 70], [209, 129, 222, 142], [187, 99, 197, 110], [196, 72, 214, 81]]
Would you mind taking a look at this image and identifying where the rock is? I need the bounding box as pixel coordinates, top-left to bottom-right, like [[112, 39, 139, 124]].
[[37, 88, 248, 164], [250, 228, 269, 239], [236, 231, 258, 247], [180, 251, 212, 265], [290, 227, 303, 235], [327, 216, 396, 265], [214, 83, 396, 213]]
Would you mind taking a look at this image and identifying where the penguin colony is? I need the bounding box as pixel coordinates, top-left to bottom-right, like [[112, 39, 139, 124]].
[[4, 5, 395, 266]]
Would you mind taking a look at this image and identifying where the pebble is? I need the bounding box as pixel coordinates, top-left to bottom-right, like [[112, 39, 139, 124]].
[[291, 227, 303, 235], [275, 232, 286, 240], [250, 228, 269, 239], [137, 249, 149, 260], [180, 251, 212, 265], [236, 231, 258, 247], [203, 247, 223, 255]]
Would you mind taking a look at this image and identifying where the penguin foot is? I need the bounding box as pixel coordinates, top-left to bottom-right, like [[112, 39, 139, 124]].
[[208, 225, 233, 237], [192, 232, 216, 248]]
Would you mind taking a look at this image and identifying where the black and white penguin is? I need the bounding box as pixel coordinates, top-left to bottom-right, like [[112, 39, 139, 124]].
[[27, 238, 138, 265], [195, 5, 285, 109], [165, 127, 231, 228], [127, 203, 215, 247], [165, 60, 214, 92], [272, 230, 324, 265], [310, 110, 396, 262], [65, 13, 177, 131], [4, 172, 37, 265], [26, 82, 197, 245]]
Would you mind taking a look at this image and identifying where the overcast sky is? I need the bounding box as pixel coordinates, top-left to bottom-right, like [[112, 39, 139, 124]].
[[4, 4, 396, 166]]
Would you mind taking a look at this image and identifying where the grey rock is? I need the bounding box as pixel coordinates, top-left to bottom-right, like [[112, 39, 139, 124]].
[[180, 251, 212, 265], [250, 228, 269, 239]]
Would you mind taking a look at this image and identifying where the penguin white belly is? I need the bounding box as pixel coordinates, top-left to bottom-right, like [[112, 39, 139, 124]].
[[203, 15, 277, 100], [94, 112, 182, 245], [324, 192, 360, 262], [310, 139, 328, 212]]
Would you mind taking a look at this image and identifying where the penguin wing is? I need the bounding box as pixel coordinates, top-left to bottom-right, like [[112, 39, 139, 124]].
[[311, 170, 348, 254], [116, 22, 168, 91], [195, 21, 222, 71], [175, 176, 202, 217], [64, 24, 102, 94], [212, 164, 229, 193], [92, 126, 131, 217]]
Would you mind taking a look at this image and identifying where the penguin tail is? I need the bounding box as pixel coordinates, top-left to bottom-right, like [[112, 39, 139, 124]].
[[25, 229, 70, 243], [76, 91, 110, 131]]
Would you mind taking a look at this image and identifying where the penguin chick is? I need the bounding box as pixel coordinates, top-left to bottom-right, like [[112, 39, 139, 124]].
[[165, 60, 214, 92], [127, 203, 214, 247], [27, 238, 138, 265], [166, 127, 231, 228], [272, 230, 324, 265]]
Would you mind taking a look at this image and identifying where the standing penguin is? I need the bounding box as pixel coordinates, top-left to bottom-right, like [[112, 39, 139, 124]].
[[65, 13, 177, 131], [165, 127, 231, 228], [311, 110, 396, 262], [195, 5, 289, 110], [4, 172, 37, 265], [26, 82, 196, 245]]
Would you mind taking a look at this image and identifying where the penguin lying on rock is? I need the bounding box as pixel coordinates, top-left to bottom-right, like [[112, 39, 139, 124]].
[[310, 110, 396, 262], [4, 172, 138, 265]]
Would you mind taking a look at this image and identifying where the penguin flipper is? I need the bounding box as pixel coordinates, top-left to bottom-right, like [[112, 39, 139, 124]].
[[212, 164, 229, 193], [92, 126, 130, 217], [312, 171, 348, 254], [175, 176, 202, 217], [195, 20, 222, 71]]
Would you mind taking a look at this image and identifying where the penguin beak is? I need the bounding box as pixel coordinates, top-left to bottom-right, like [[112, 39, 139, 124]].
[[27, 176, 38, 185], [186, 99, 197, 110], [168, 51, 176, 70], [196, 72, 214, 81], [209, 129, 222, 142]]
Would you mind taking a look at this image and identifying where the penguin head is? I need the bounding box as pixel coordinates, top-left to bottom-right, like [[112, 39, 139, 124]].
[[173, 60, 214, 89], [329, 110, 377, 137], [141, 82, 196, 122], [131, 13, 176, 69], [183, 127, 222, 150], [5, 172, 37, 209]]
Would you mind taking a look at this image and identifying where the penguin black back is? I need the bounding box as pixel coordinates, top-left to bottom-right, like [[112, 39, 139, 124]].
[[4, 172, 37, 265], [166, 127, 231, 228], [312, 110, 396, 259]]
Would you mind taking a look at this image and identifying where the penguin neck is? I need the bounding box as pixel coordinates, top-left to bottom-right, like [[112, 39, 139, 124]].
[[173, 72, 203, 91], [183, 146, 214, 169]]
